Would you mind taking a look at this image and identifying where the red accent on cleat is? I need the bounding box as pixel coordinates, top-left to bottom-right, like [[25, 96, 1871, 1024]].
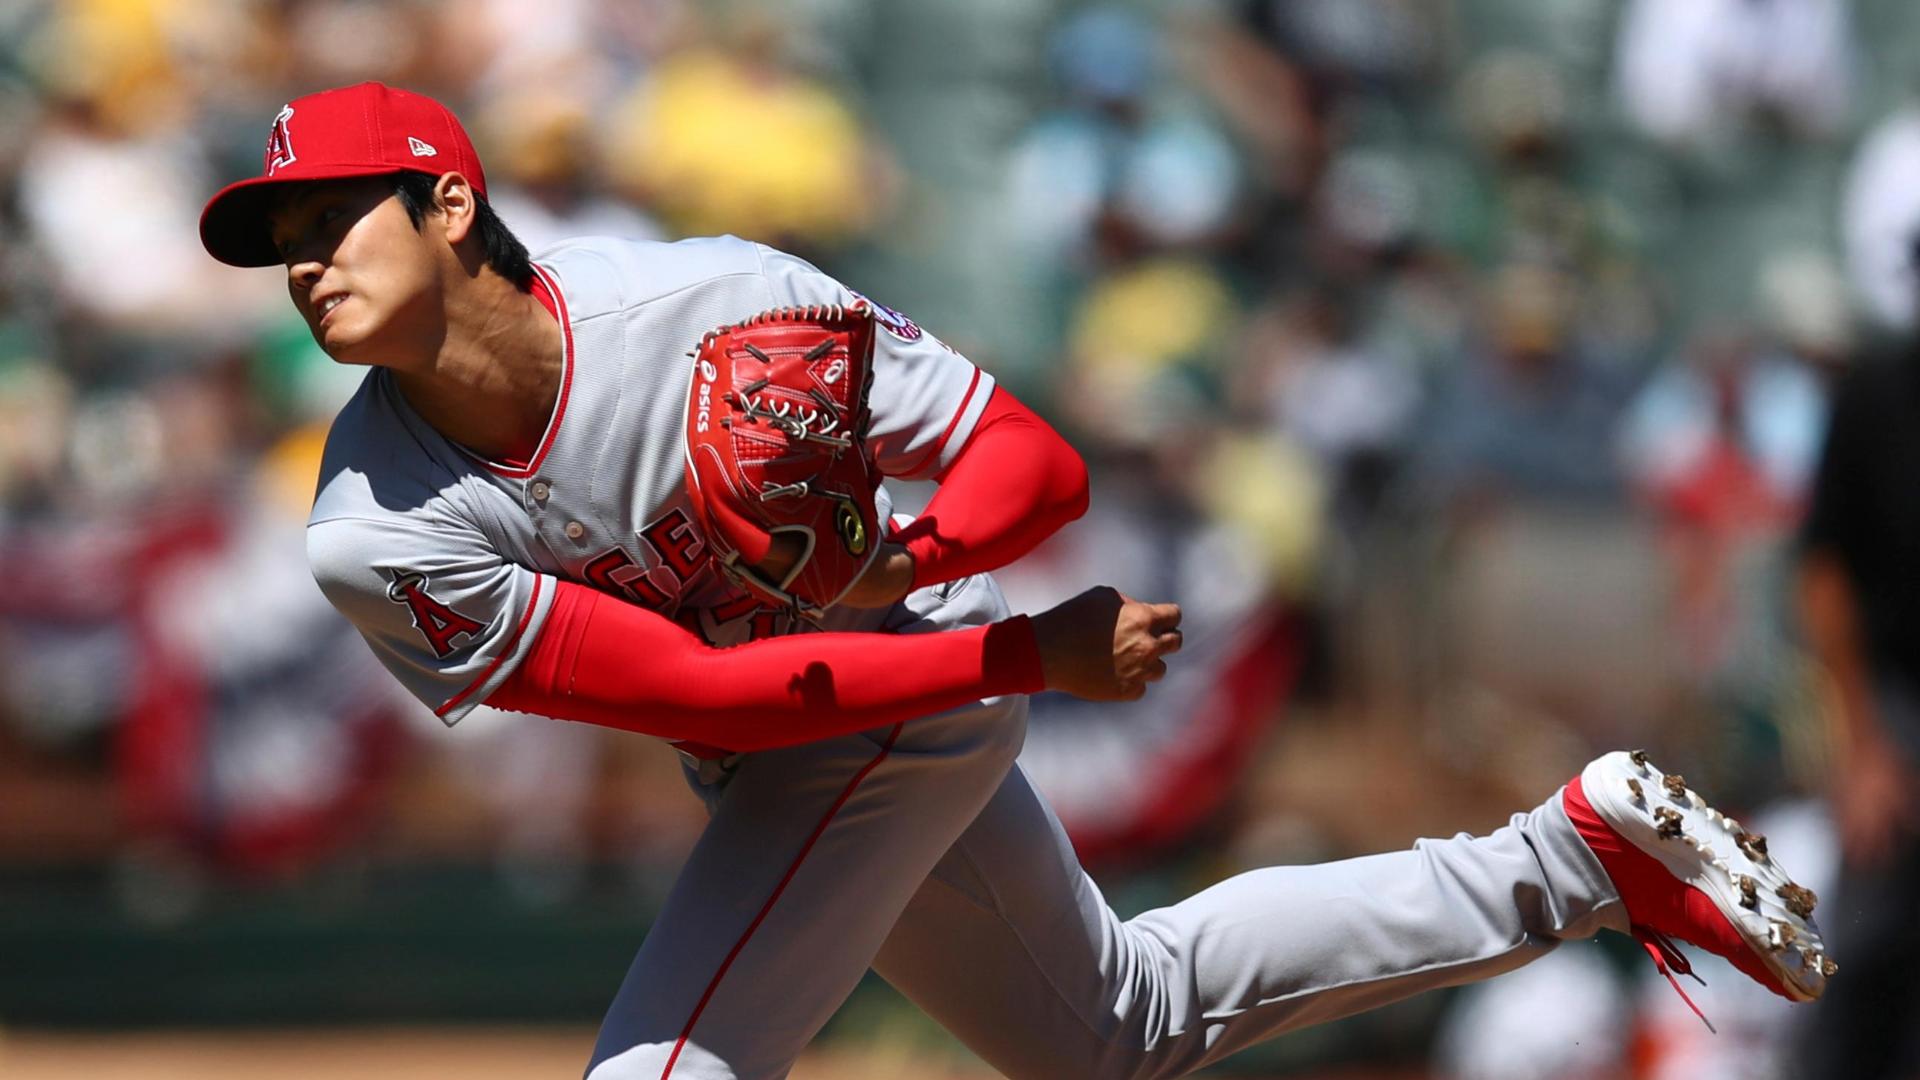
[[1565, 773, 1798, 1002]]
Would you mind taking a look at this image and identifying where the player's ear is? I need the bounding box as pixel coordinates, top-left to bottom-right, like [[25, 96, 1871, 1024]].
[[434, 172, 477, 245]]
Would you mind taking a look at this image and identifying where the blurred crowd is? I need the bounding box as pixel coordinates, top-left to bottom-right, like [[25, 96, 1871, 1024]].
[[7, 0, 1920, 1074]]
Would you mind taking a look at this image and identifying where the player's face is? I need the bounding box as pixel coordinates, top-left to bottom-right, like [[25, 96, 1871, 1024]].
[[267, 177, 444, 366]]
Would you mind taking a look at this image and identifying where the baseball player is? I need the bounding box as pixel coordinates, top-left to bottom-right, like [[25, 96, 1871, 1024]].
[[200, 83, 1833, 1080]]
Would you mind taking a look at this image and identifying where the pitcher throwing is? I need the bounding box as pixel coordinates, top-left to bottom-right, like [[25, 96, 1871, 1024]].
[[200, 83, 1832, 1079]]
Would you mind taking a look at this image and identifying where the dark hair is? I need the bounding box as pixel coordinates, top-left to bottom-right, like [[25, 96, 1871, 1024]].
[[391, 171, 534, 291]]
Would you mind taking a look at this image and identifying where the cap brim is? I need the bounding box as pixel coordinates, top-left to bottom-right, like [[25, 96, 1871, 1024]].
[[199, 165, 409, 268]]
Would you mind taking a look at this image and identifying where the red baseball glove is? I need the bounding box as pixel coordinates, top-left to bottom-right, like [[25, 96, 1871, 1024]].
[[683, 303, 883, 621]]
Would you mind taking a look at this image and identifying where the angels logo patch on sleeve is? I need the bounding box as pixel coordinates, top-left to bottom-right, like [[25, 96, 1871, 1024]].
[[386, 569, 486, 658], [851, 292, 923, 342]]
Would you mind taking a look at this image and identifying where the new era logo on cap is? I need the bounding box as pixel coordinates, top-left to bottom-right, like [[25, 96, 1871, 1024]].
[[408, 137, 437, 158]]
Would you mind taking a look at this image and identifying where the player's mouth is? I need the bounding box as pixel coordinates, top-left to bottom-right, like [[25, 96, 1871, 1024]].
[[315, 292, 348, 326]]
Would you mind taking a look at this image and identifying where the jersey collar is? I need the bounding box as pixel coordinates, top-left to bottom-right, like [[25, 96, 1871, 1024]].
[[466, 261, 574, 480]]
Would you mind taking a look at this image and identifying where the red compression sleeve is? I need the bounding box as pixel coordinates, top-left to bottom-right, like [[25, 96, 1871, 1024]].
[[895, 387, 1090, 589], [485, 580, 1045, 752]]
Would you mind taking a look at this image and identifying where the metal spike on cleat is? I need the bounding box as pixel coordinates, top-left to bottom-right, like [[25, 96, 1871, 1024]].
[[1630, 749, 1650, 768], [1737, 875, 1759, 909], [1736, 831, 1770, 862], [1654, 807, 1684, 839], [1820, 957, 1839, 978], [1767, 921, 1798, 952], [1627, 777, 1644, 802], [1776, 882, 1818, 919], [1663, 774, 1688, 801]]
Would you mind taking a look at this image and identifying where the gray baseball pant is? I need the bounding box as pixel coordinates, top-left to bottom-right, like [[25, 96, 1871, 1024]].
[[584, 576, 1628, 1079]]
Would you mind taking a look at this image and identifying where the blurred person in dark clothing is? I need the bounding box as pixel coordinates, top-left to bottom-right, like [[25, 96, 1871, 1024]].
[[1793, 235, 1920, 1080], [1419, 262, 1634, 508]]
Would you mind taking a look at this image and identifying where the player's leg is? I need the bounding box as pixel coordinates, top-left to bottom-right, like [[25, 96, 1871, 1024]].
[[583, 693, 1028, 1080], [582, 578, 1029, 1080], [875, 762, 1612, 1078], [873, 753, 1830, 1079]]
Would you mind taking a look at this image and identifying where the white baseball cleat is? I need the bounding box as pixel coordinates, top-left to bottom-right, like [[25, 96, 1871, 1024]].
[[1562, 750, 1833, 1026]]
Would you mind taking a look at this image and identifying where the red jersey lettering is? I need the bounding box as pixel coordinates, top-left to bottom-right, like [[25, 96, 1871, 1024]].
[[582, 548, 674, 610], [642, 507, 706, 582]]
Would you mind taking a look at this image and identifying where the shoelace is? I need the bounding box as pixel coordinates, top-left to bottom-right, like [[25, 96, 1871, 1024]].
[[1633, 924, 1715, 1033]]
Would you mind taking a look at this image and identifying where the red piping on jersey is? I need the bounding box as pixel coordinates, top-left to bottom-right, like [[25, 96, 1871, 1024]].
[[659, 723, 904, 1079], [435, 573, 545, 718], [476, 263, 574, 479], [528, 268, 560, 320], [899, 367, 983, 479]]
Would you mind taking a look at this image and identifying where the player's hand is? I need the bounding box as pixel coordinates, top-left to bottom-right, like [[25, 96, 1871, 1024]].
[[837, 542, 916, 608], [1030, 586, 1183, 701]]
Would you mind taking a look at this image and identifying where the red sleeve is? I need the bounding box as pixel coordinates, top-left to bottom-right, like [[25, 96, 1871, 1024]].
[[893, 387, 1090, 590], [485, 580, 1045, 752]]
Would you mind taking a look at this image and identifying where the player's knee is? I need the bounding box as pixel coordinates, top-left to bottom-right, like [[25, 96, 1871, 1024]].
[[976, 691, 1029, 770], [888, 691, 1026, 798]]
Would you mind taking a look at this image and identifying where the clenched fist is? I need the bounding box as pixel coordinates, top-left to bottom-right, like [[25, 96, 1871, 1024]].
[[1030, 586, 1183, 701]]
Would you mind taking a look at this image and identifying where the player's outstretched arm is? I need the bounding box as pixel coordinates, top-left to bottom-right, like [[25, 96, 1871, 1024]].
[[486, 580, 1178, 751], [841, 387, 1090, 606]]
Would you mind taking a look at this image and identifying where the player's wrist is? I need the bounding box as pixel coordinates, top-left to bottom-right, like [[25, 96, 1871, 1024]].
[[891, 543, 918, 595], [902, 530, 939, 590], [984, 614, 1046, 694], [1028, 603, 1084, 695], [837, 542, 916, 608]]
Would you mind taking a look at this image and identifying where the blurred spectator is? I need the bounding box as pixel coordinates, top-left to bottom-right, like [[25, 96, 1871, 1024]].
[[1006, 7, 1243, 269], [1619, 254, 1840, 688], [1793, 288, 1920, 1078], [1189, 0, 1439, 206], [120, 426, 405, 881], [279, 0, 437, 92], [15, 96, 240, 339], [605, 10, 883, 252], [1614, 0, 1855, 148], [1238, 280, 1421, 532], [478, 91, 663, 252], [1418, 262, 1634, 507], [1842, 104, 1920, 330], [1059, 256, 1238, 432], [0, 361, 72, 518]]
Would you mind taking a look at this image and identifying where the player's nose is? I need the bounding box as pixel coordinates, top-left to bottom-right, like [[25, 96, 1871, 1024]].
[[287, 257, 324, 294]]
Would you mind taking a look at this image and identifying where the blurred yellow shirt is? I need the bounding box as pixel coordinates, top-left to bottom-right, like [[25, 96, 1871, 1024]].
[[611, 51, 867, 243]]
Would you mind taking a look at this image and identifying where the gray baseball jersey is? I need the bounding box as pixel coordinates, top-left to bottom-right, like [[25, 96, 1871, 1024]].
[[307, 235, 995, 727], [305, 234, 1632, 1080]]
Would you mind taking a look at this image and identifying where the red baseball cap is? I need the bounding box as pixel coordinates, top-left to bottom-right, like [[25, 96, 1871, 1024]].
[[199, 82, 488, 267]]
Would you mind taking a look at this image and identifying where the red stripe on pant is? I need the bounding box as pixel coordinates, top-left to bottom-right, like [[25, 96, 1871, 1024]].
[[660, 724, 906, 1078]]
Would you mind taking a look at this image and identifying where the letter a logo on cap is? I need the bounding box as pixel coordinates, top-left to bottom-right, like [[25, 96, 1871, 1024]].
[[265, 105, 296, 175], [408, 136, 437, 158]]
